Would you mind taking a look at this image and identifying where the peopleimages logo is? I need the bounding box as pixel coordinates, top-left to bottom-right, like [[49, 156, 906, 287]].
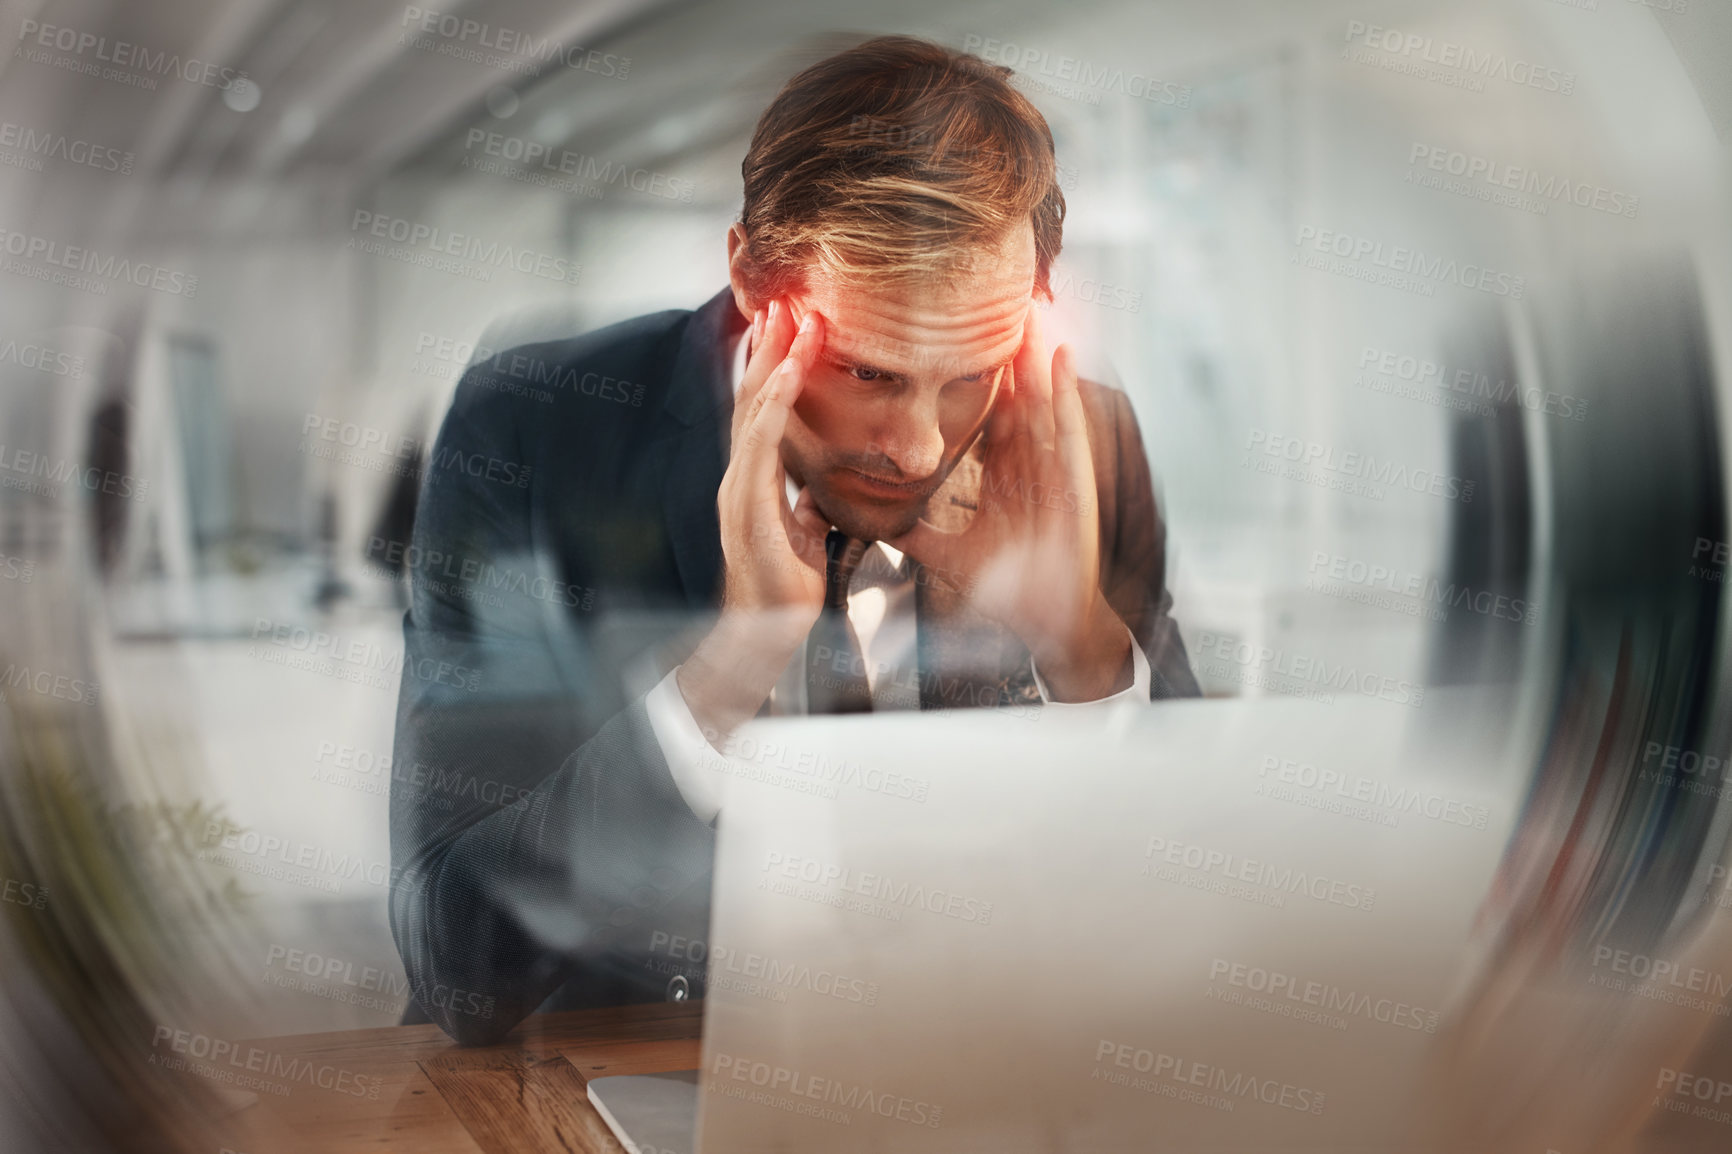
[[1293, 225, 1525, 299], [1195, 631, 1425, 708], [248, 616, 481, 694], [1, 876, 47, 911], [1048, 267, 1141, 314], [368, 537, 591, 610], [264, 943, 495, 1019], [1246, 428, 1475, 503], [300, 411, 536, 488], [400, 8, 629, 78], [1655, 1067, 1732, 1126], [699, 732, 930, 803], [1208, 957, 1440, 1033], [1341, 20, 1576, 95], [649, 932, 881, 1007], [17, 20, 249, 90], [0, 442, 150, 501], [1590, 946, 1732, 1007], [0, 228, 199, 297], [709, 1052, 943, 1128], [1356, 346, 1587, 422], [0, 663, 99, 707], [198, 820, 437, 897], [0, 121, 134, 175], [761, 851, 993, 925], [311, 738, 537, 811], [1640, 741, 1730, 787], [1143, 836, 1378, 912], [347, 211, 582, 285], [0, 336, 86, 378], [962, 35, 1191, 106], [1091, 1039, 1326, 1115], [151, 1025, 383, 1100], [1256, 754, 1492, 830], [410, 332, 644, 404], [1689, 538, 1727, 585], [1306, 550, 1538, 626], [462, 130, 693, 202], [1406, 142, 1638, 219]]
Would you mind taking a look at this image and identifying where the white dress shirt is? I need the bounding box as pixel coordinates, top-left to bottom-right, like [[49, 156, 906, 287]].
[[643, 329, 1150, 822]]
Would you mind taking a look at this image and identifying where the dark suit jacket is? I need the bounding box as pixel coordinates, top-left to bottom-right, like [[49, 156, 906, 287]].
[[389, 288, 1199, 1044]]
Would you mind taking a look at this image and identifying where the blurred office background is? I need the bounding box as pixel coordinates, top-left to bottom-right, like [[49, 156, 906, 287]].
[[0, 0, 1730, 1124]]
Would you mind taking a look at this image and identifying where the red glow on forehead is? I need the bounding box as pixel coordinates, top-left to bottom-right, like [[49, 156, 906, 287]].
[[783, 221, 1038, 376], [797, 274, 1033, 379]]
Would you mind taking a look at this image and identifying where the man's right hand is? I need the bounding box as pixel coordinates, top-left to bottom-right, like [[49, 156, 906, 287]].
[[720, 299, 830, 620], [676, 299, 829, 745]]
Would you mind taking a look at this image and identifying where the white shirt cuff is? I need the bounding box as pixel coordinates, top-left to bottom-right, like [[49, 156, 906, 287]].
[[1029, 624, 1151, 707], [644, 667, 724, 824]]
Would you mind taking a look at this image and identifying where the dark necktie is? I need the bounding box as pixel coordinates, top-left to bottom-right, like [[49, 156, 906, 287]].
[[806, 529, 874, 714]]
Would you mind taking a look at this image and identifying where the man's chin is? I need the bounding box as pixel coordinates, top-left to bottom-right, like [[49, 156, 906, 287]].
[[812, 488, 931, 545]]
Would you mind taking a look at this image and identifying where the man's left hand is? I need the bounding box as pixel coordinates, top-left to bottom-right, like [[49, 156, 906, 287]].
[[890, 307, 1134, 702]]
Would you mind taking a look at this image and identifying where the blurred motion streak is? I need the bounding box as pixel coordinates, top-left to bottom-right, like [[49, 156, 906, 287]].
[[0, 1, 1728, 1152]]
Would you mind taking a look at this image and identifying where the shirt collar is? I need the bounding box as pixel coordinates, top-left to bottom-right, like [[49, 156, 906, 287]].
[[727, 330, 906, 571]]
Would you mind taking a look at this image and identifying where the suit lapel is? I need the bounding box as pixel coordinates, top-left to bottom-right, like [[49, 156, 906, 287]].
[[660, 423, 725, 607], [657, 289, 744, 608]]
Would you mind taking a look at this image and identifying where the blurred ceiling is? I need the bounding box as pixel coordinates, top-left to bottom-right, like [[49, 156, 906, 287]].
[[0, 0, 685, 185], [2, 0, 1726, 241]]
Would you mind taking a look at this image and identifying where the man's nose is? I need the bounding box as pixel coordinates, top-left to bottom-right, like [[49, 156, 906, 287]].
[[874, 412, 945, 478]]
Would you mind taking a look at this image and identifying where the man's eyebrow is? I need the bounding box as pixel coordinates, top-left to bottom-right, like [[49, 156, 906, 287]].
[[831, 352, 1014, 380], [944, 354, 1015, 381], [829, 353, 906, 380]]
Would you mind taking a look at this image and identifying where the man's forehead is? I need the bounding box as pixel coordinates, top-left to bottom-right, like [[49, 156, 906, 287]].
[[789, 222, 1038, 374], [802, 276, 1033, 374]]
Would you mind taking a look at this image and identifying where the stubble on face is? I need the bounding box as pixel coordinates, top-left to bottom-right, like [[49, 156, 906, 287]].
[[786, 456, 934, 544]]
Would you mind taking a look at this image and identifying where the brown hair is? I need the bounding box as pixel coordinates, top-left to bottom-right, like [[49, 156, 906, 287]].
[[737, 35, 1065, 303]]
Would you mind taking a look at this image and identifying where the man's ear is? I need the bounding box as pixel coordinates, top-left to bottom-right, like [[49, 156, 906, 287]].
[[726, 223, 756, 323]]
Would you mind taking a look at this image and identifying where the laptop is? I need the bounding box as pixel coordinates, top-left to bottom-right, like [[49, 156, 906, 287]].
[[590, 694, 1516, 1152]]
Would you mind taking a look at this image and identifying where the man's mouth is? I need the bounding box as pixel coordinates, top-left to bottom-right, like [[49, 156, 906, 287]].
[[841, 467, 930, 497]]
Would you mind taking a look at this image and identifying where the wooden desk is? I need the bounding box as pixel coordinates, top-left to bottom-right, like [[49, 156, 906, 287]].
[[163, 995, 1699, 1153], [216, 1003, 703, 1154]]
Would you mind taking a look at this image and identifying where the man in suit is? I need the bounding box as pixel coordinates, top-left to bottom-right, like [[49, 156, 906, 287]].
[[390, 35, 1199, 1045]]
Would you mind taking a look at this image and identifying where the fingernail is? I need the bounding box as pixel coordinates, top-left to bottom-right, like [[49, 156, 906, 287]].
[[752, 309, 764, 343], [768, 299, 782, 326], [798, 311, 816, 335]]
